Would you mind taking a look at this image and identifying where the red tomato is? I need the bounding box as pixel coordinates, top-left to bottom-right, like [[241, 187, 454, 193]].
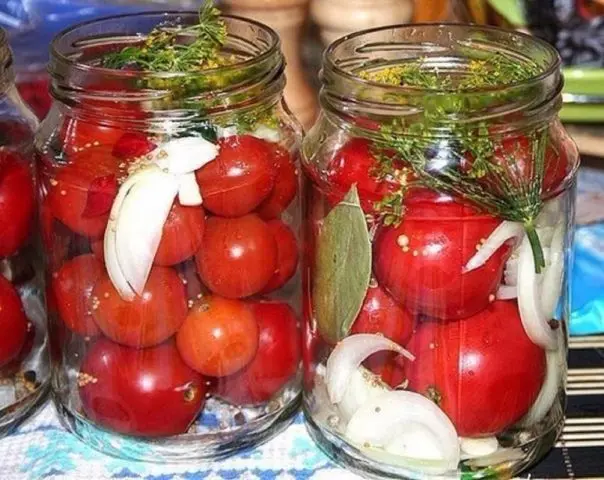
[[351, 283, 414, 388], [16, 76, 52, 119], [111, 132, 156, 160], [256, 146, 298, 219], [176, 296, 258, 377], [91, 238, 104, 262], [260, 219, 298, 293], [91, 267, 187, 348], [51, 254, 104, 337], [59, 118, 125, 154], [196, 135, 276, 217], [215, 300, 300, 405], [47, 146, 123, 238], [0, 152, 35, 257], [0, 276, 28, 368], [374, 197, 511, 319], [326, 138, 404, 213], [407, 300, 546, 436], [197, 214, 277, 299], [154, 203, 205, 266], [79, 338, 206, 437], [1, 320, 35, 376]]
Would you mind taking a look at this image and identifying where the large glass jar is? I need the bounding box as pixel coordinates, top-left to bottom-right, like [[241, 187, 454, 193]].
[[0, 28, 49, 435], [302, 25, 578, 479], [36, 12, 302, 461]]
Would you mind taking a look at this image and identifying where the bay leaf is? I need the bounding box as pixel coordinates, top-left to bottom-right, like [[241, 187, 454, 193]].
[[313, 185, 372, 343]]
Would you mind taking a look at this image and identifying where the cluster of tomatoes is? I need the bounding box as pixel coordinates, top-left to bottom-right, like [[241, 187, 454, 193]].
[[0, 122, 37, 377], [41, 118, 301, 437], [313, 135, 572, 437]]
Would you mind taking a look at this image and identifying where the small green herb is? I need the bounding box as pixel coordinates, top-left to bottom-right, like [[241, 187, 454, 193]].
[[102, 0, 229, 72]]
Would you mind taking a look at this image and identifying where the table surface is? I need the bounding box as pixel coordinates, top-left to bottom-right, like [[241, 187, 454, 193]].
[[0, 333, 602, 480]]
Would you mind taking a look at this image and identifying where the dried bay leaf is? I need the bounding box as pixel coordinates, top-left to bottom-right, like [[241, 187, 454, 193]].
[[313, 185, 372, 343]]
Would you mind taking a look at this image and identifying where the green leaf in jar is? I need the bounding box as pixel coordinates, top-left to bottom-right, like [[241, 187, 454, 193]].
[[313, 185, 372, 343]]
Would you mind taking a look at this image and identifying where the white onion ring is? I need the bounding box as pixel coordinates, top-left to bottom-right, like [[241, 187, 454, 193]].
[[496, 284, 518, 300], [460, 437, 498, 459], [326, 334, 414, 404], [338, 367, 390, 422], [517, 235, 558, 350], [345, 390, 460, 473], [540, 222, 566, 319], [463, 221, 524, 273]]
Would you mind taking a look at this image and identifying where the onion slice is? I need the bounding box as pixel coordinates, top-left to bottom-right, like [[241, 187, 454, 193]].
[[252, 125, 281, 143], [496, 284, 517, 300], [540, 221, 566, 319], [345, 390, 460, 473], [326, 334, 414, 405], [178, 172, 203, 206], [153, 137, 219, 174], [338, 367, 390, 422], [463, 221, 524, 273], [517, 234, 558, 350], [460, 437, 498, 459]]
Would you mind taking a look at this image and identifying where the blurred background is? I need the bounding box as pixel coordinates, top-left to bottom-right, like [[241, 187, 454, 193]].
[[3, 0, 604, 337]]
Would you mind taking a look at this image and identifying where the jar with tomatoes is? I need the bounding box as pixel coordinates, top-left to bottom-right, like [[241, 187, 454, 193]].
[[0, 28, 49, 435], [302, 25, 578, 479], [37, 4, 302, 461]]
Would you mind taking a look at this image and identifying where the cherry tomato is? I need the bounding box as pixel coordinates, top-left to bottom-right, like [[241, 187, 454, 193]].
[[407, 300, 546, 436], [111, 132, 156, 160], [79, 338, 206, 437], [16, 76, 52, 119], [91, 267, 187, 348], [51, 254, 103, 337], [326, 138, 404, 213], [154, 203, 205, 266], [260, 219, 298, 294], [90, 238, 104, 263], [196, 135, 276, 217], [1, 321, 35, 376], [256, 146, 298, 220], [0, 151, 35, 257], [215, 300, 300, 405], [374, 197, 511, 319], [0, 276, 28, 368], [59, 118, 125, 154], [47, 146, 123, 238], [197, 214, 277, 299], [176, 296, 258, 377]]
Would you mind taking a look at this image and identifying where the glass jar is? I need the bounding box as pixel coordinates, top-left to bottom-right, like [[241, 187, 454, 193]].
[[0, 28, 49, 435], [36, 12, 302, 461], [302, 25, 578, 479]]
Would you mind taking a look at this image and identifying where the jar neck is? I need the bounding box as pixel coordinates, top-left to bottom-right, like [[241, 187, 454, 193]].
[[49, 13, 285, 127], [320, 24, 563, 137]]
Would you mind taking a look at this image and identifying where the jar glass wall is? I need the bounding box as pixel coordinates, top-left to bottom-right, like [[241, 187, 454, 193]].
[[36, 12, 303, 461], [302, 24, 578, 479], [0, 27, 48, 435]]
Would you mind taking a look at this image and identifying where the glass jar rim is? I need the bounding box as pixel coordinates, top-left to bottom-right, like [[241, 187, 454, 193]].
[[50, 11, 281, 82], [323, 23, 561, 95]]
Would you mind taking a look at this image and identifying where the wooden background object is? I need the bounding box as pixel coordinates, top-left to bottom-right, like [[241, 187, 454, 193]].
[[222, 0, 318, 129]]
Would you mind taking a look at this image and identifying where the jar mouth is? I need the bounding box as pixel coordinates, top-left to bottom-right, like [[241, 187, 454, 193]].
[[49, 12, 284, 114], [324, 23, 560, 95]]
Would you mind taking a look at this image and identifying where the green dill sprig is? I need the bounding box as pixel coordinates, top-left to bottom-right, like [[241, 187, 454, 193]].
[[102, 0, 228, 72]]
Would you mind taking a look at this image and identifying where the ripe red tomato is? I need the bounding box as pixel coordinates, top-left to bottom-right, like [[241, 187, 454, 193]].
[[111, 132, 156, 160], [260, 219, 298, 293], [215, 300, 300, 405], [51, 254, 104, 337], [91, 267, 187, 348], [47, 146, 123, 238], [407, 300, 546, 436], [1, 320, 35, 376], [256, 146, 298, 219], [59, 118, 125, 154], [326, 138, 403, 213], [197, 214, 277, 298], [374, 196, 511, 319], [79, 338, 206, 437], [0, 151, 35, 257], [196, 135, 276, 217], [0, 276, 28, 368], [176, 296, 258, 377], [154, 203, 205, 266]]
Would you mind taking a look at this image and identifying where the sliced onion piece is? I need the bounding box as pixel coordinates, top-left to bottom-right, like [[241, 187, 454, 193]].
[[252, 125, 281, 143], [540, 221, 566, 319], [216, 125, 237, 138], [496, 284, 517, 300], [115, 166, 179, 296], [517, 235, 558, 350], [464, 448, 525, 468], [359, 446, 458, 476], [522, 326, 566, 426], [460, 437, 498, 459], [338, 367, 390, 422], [463, 221, 524, 273], [153, 137, 219, 175], [326, 334, 414, 404], [345, 390, 460, 473], [178, 172, 203, 206]]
